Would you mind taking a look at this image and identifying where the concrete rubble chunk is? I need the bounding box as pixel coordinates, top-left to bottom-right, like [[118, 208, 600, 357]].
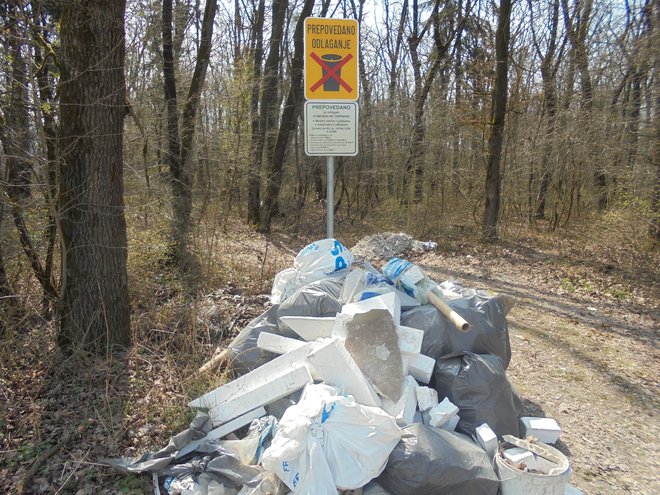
[[520, 416, 562, 444], [475, 423, 498, 459], [381, 375, 418, 427], [338, 308, 404, 401], [278, 315, 335, 341], [415, 386, 438, 411], [306, 338, 381, 407], [175, 407, 267, 459], [503, 447, 537, 471], [402, 352, 435, 384], [428, 397, 459, 428], [209, 364, 312, 425], [256, 332, 306, 354], [397, 325, 424, 354], [341, 292, 401, 325], [189, 341, 317, 410]]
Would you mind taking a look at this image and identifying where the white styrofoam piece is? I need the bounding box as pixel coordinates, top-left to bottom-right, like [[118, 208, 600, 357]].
[[397, 325, 424, 354], [209, 364, 312, 425], [278, 316, 336, 341], [306, 338, 381, 407], [440, 414, 460, 431], [393, 287, 421, 309], [381, 375, 418, 426], [341, 292, 401, 325], [189, 342, 316, 409], [257, 332, 307, 355], [521, 416, 562, 444], [340, 267, 366, 304], [429, 397, 459, 427], [475, 423, 498, 458], [504, 447, 537, 470], [415, 386, 438, 411], [175, 407, 266, 459], [402, 352, 435, 384]]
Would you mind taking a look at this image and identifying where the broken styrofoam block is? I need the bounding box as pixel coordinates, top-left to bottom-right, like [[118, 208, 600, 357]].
[[209, 364, 312, 425], [338, 308, 404, 401], [381, 375, 418, 426], [520, 416, 562, 444], [257, 332, 306, 355], [341, 292, 401, 325], [475, 423, 498, 459], [397, 325, 424, 354], [429, 397, 459, 428], [175, 407, 266, 459], [402, 353, 435, 384], [307, 338, 381, 407], [415, 386, 438, 411], [278, 316, 335, 341], [189, 341, 317, 410], [440, 414, 460, 432], [503, 447, 537, 471]]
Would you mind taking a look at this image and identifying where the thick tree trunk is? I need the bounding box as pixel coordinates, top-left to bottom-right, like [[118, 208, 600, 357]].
[[57, 0, 130, 353], [482, 0, 512, 242], [260, 0, 315, 232]]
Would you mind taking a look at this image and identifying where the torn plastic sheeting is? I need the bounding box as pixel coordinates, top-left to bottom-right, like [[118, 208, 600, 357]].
[[432, 352, 522, 438], [103, 412, 214, 474], [261, 384, 401, 494], [401, 293, 512, 369], [220, 416, 278, 466], [377, 423, 500, 495], [227, 279, 342, 375]]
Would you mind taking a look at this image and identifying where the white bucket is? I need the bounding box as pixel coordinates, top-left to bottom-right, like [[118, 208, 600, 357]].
[[496, 442, 572, 495]]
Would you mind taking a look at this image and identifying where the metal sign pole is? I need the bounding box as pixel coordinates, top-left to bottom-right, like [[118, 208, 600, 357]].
[[327, 155, 334, 238]]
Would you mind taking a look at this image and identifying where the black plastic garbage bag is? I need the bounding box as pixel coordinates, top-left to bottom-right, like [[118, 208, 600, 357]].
[[227, 279, 342, 374], [401, 293, 511, 368], [377, 423, 499, 495], [432, 352, 521, 437]]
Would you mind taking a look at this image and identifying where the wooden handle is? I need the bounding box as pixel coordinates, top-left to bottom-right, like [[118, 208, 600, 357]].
[[427, 290, 470, 332]]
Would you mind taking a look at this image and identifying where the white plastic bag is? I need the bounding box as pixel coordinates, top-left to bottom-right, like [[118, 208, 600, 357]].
[[271, 239, 354, 304], [261, 384, 401, 494]]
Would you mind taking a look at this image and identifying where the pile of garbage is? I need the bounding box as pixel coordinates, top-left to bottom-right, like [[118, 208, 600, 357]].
[[106, 238, 580, 495]]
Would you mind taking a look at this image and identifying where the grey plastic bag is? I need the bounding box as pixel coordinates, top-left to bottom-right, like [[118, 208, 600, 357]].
[[227, 279, 342, 374], [401, 294, 511, 368], [432, 352, 521, 437], [377, 423, 499, 495]]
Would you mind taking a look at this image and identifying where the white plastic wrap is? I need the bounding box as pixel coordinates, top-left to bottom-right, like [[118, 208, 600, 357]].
[[261, 384, 401, 494]]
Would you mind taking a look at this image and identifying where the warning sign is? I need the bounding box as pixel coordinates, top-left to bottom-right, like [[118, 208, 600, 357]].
[[304, 18, 359, 101]]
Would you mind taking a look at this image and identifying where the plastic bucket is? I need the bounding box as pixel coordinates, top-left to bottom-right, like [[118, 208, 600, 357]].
[[495, 444, 572, 495]]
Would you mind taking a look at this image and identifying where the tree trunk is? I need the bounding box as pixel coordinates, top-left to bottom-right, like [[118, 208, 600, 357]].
[[254, 0, 287, 231], [247, 0, 266, 226], [5, 1, 32, 200], [651, 0, 660, 240], [482, 0, 512, 242], [57, 0, 130, 353]]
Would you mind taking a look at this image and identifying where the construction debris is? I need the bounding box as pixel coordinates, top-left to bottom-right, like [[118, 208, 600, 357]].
[[105, 237, 577, 495]]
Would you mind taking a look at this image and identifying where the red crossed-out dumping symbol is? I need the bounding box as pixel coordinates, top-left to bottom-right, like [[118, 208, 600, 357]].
[[310, 52, 353, 92]]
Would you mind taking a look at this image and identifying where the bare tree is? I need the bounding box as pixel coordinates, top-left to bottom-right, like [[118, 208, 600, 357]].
[[482, 0, 512, 241]]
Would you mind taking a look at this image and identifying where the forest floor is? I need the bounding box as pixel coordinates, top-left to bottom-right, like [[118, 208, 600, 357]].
[[0, 218, 658, 494]]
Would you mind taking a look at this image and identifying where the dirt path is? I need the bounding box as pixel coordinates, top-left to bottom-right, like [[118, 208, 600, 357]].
[[417, 241, 659, 495]]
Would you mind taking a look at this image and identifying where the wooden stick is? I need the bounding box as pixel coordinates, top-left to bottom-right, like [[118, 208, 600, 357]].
[[197, 348, 229, 375], [426, 291, 470, 332]]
